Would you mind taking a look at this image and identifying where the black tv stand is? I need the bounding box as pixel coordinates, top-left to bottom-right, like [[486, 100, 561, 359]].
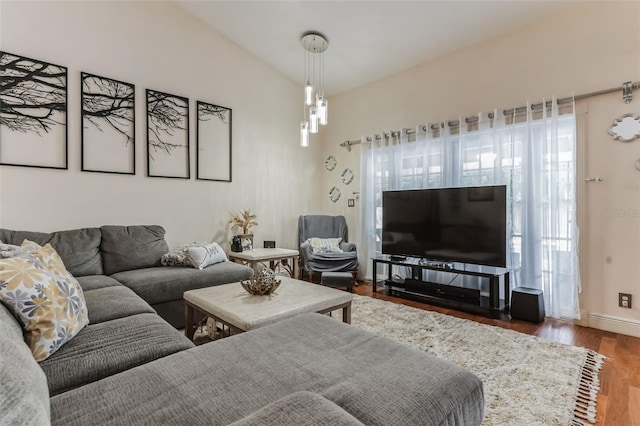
[[372, 255, 510, 319]]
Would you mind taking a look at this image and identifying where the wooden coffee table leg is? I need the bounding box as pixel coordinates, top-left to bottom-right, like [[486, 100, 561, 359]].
[[343, 303, 351, 324], [185, 303, 195, 340]]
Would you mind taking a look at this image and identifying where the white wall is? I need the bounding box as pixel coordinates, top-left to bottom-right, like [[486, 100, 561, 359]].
[[0, 1, 323, 250], [321, 1, 640, 334]]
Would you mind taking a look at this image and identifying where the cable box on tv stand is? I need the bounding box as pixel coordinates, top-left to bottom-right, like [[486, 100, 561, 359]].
[[423, 261, 453, 270], [403, 278, 481, 301]]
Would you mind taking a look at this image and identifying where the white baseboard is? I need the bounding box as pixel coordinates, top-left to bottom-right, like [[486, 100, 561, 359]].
[[587, 313, 640, 338]]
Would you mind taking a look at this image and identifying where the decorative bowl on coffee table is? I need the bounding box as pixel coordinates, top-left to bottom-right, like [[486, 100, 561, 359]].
[[240, 268, 281, 295]]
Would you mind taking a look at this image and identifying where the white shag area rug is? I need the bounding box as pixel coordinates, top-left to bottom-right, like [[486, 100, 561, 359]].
[[348, 295, 605, 426]]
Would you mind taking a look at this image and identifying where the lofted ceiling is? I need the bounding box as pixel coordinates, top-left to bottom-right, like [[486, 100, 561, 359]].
[[177, 1, 580, 97]]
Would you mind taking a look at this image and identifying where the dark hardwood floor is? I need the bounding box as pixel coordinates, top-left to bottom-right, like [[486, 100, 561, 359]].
[[352, 281, 640, 426]]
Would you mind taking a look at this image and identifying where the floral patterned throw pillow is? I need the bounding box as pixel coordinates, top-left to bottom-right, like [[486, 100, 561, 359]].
[[0, 240, 89, 362]]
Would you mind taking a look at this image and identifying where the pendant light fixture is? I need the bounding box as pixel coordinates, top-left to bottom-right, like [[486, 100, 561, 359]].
[[300, 32, 328, 146]]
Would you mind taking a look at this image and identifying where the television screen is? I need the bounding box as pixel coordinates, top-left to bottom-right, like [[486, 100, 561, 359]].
[[382, 185, 507, 267]]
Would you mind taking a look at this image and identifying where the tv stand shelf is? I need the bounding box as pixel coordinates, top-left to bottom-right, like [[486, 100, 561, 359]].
[[372, 256, 510, 319]]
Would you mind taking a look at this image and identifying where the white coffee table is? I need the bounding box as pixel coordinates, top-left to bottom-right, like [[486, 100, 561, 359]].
[[228, 247, 299, 277], [183, 276, 353, 340]]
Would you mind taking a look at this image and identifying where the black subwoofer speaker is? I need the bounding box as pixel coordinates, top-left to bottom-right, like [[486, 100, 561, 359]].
[[511, 287, 545, 323]]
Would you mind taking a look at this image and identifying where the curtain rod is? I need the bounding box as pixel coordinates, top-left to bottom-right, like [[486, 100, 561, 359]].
[[339, 80, 639, 151]]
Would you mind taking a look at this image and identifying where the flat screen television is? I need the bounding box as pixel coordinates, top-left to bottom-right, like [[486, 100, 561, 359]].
[[382, 185, 507, 267]]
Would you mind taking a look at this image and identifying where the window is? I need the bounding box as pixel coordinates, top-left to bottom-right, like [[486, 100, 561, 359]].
[[362, 110, 579, 319]]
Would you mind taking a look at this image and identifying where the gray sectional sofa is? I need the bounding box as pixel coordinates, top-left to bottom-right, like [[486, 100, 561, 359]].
[[0, 225, 253, 328], [0, 225, 485, 425]]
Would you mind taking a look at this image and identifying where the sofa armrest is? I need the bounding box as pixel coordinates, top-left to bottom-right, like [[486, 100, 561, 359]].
[[339, 242, 356, 252], [300, 242, 313, 256], [299, 242, 313, 270]]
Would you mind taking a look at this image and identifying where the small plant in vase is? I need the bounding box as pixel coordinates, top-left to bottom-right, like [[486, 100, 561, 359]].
[[228, 209, 258, 251]]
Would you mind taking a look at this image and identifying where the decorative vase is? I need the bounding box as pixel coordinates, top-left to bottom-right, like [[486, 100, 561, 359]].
[[237, 234, 253, 251]]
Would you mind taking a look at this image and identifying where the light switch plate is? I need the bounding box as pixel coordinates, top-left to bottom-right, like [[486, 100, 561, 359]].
[[348, 199, 355, 207]]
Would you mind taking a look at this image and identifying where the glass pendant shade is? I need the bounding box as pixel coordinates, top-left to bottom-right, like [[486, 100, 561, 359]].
[[318, 99, 328, 125], [309, 107, 319, 134], [305, 82, 314, 106], [300, 121, 309, 147]]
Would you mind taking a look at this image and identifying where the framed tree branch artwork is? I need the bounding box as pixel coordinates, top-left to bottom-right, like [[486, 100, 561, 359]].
[[196, 101, 232, 182], [81, 72, 135, 174], [146, 89, 190, 179], [0, 51, 68, 169]]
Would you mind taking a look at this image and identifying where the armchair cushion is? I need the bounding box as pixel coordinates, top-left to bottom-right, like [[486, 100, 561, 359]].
[[306, 237, 343, 254]]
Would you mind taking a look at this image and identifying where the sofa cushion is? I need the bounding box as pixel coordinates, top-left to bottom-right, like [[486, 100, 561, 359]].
[[111, 262, 253, 305], [84, 286, 156, 324], [229, 391, 365, 426], [151, 299, 191, 329], [50, 313, 484, 426], [40, 313, 194, 396], [0, 303, 50, 425], [75, 274, 123, 291], [100, 225, 169, 275], [0, 242, 89, 362], [0, 227, 103, 276], [0, 299, 23, 340]]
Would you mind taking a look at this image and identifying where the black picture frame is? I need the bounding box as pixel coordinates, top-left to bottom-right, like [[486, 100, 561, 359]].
[[0, 51, 68, 170], [146, 89, 190, 179], [81, 72, 135, 174], [196, 100, 232, 182]]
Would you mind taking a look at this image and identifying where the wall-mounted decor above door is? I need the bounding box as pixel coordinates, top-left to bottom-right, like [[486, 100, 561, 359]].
[[341, 168, 354, 185], [146, 89, 190, 179], [81, 72, 135, 174], [325, 155, 336, 171], [608, 113, 640, 142], [196, 101, 231, 182], [0, 51, 68, 169], [329, 186, 341, 202]]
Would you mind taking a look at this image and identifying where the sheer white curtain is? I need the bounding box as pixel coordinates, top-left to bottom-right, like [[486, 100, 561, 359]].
[[359, 99, 580, 319]]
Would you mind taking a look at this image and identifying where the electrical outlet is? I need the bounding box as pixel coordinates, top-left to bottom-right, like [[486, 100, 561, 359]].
[[619, 293, 632, 309]]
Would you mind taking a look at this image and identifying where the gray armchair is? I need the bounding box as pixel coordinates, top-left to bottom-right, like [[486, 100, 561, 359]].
[[298, 215, 359, 282]]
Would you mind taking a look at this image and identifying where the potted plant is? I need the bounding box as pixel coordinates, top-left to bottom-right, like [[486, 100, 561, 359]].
[[228, 209, 258, 251]]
